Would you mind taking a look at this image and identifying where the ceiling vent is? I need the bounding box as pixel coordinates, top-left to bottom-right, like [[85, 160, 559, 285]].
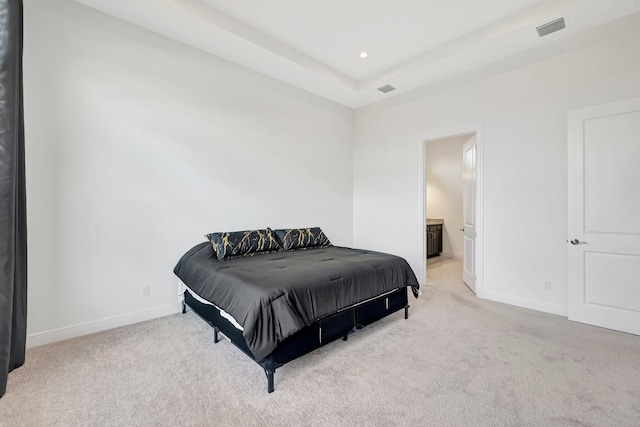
[[377, 84, 396, 94], [536, 17, 566, 37]]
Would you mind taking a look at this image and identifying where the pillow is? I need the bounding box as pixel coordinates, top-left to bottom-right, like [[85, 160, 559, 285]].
[[273, 227, 332, 251], [205, 228, 281, 261]]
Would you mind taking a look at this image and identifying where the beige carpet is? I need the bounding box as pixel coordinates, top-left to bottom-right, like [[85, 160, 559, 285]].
[[1, 257, 639, 427]]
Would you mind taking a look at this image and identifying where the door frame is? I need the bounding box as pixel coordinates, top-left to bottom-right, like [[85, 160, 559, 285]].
[[419, 124, 484, 297]]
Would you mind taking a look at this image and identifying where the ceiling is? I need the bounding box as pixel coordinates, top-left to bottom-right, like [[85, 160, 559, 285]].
[[74, 0, 640, 108]]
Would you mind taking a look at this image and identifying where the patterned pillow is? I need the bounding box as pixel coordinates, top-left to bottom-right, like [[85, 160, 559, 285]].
[[273, 227, 332, 251], [205, 228, 281, 261]]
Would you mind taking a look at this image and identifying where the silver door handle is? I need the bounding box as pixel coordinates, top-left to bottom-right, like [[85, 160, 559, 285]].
[[570, 239, 588, 245], [460, 228, 465, 231]]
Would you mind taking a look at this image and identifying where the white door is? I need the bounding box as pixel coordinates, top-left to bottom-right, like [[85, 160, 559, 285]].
[[462, 136, 477, 293], [568, 97, 640, 335]]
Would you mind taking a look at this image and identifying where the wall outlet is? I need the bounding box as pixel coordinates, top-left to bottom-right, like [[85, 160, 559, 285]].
[[543, 281, 552, 291], [142, 285, 150, 297]]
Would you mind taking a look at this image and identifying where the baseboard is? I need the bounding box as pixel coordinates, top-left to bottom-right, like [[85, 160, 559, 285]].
[[441, 251, 463, 259], [481, 291, 568, 317], [26, 303, 183, 349]]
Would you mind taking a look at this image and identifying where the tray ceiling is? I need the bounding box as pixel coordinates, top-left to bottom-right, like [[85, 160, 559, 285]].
[[73, 0, 640, 108]]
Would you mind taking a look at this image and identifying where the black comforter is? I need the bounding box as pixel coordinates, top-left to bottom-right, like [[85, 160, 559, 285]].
[[174, 243, 419, 361]]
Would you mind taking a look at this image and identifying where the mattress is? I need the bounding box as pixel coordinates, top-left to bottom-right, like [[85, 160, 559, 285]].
[[177, 279, 243, 330]]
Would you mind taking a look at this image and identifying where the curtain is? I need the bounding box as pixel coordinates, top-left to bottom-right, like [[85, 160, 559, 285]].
[[0, 0, 27, 399]]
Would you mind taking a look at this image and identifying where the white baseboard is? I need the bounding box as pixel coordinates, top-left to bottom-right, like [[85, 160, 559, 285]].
[[26, 303, 183, 349], [441, 251, 463, 259], [481, 290, 568, 317]]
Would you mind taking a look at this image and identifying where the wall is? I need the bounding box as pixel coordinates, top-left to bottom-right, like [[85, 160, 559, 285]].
[[23, 0, 353, 345], [425, 136, 467, 258], [353, 15, 640, 315]]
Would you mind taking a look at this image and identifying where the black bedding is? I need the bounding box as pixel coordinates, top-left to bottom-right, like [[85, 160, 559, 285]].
[[174, 243, 419, 361]]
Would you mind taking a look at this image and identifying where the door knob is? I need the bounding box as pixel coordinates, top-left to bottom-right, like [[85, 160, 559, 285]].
[[460, 228, 465, 232], [570, 239, 588, 245]]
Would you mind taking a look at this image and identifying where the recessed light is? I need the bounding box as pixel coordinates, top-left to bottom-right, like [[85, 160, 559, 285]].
[[360, 52, 368, 58]]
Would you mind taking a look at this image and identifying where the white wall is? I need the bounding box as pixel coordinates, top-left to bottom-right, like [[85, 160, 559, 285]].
[[353, 15, 640, 314], [23, 0, 353, 345], [425, 136, 467, 258], [22, 1, 640, 345]]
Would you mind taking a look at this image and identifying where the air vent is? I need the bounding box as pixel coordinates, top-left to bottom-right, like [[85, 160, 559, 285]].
[[536, 17, 566, 37], [377, 84, 396, 93]]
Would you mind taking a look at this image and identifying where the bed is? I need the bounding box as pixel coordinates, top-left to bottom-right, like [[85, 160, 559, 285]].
[[174, 227, 420, 393]]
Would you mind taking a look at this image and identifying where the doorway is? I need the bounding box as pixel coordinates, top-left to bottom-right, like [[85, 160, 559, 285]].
[[421, 127, 483, 297]]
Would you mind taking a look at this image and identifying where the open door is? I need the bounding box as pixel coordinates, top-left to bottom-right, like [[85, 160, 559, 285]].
[[568, 97, 640, 335], [462, 135, 477, 293]]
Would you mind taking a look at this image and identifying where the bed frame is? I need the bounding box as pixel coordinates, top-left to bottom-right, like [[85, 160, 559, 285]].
[[182, 286, 410, 393]]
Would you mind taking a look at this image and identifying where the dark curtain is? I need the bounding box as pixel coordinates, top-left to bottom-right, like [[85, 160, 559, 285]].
[[0, 0, 27, 399]]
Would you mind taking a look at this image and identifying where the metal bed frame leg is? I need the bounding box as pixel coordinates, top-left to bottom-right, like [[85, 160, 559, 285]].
[[182, 300, 187, 314], [265, 368, 275, 393], [214, 326, 220, 343], [405, 304, 409, 320]]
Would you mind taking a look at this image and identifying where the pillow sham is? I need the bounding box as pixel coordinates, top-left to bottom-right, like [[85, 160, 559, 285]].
[[205, 228, 281, 261], [273, 227, 332, 251]]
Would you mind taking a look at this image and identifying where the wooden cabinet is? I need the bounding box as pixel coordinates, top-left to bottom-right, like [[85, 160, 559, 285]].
[[427, 224, 443, 258]]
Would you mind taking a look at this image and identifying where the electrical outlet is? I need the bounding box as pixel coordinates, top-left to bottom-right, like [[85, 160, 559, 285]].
[[543, 281, 552, 291], [142, 285, 150, 297]]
